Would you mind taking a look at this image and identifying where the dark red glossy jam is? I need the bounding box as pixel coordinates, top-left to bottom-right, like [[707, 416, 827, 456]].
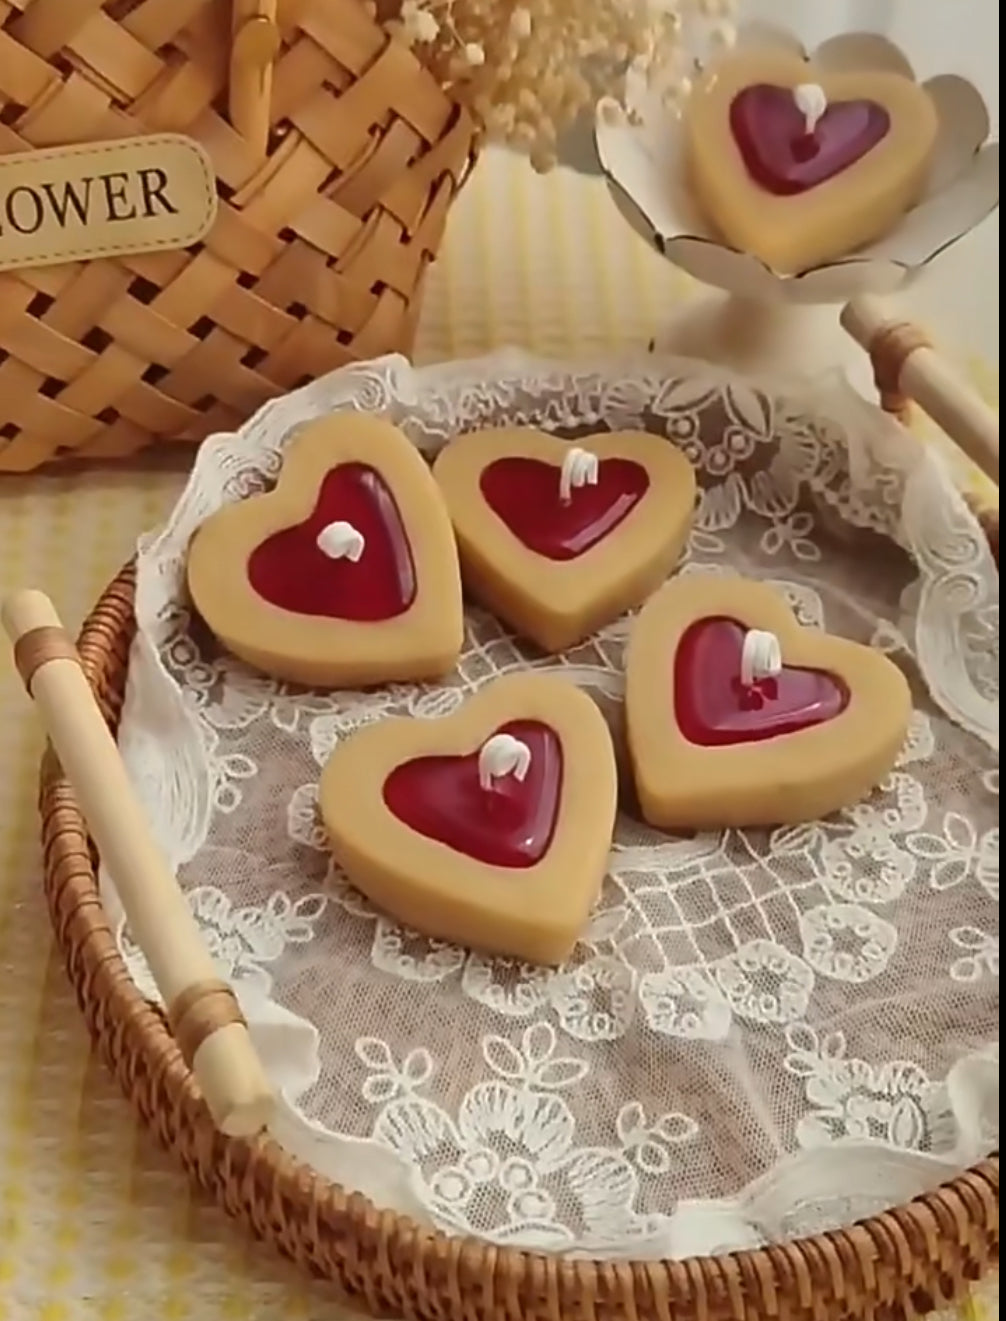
[[480, 456, 649, 560], [674, 617, 848, 746], [729, 84, 889, 195], [247, 463, 415, 621], [383, 720, 563, 868]]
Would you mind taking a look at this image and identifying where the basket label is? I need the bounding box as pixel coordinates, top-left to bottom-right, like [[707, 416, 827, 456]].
[[0, 134, 217, 273]]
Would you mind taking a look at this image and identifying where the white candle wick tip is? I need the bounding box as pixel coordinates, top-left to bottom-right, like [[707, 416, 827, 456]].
[[740, 629, 782, 688], [478, 733, 532, 792], [316, 520, 365, 562], [559, 447, 600, 503], [793, 82, 827, 135]]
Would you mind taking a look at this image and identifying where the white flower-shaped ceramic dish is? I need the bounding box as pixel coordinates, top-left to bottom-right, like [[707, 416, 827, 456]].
[[594, 22, 1000, 304]]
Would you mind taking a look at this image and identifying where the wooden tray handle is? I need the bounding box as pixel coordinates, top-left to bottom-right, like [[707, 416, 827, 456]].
[[2, 590, 276, 1139], [841, 294, 1000, 489], [229, 0, 281, 158]]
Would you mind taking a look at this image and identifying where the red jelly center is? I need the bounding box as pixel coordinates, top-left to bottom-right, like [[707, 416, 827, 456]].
[[730, 84, 890, 196], [383, 720, 563, 868], [246, 463, 416, 622], [480, 456, 649, 561], [674, 617, 849, 746]]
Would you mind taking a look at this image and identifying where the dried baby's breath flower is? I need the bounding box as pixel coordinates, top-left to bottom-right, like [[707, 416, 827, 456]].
[[379, 0, 737, 164], [510, 7, 533, 38], [398, 0, 440, 45]]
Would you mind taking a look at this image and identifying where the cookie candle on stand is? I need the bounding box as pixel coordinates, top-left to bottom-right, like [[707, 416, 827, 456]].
[[320, 674, 618, 965], [434, 428, 696, 652], [594, 25, 999, 380], [684, 50, 938, 273]]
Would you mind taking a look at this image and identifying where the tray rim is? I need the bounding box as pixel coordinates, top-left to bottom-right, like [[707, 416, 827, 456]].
[[39, 559, 999, 1321]]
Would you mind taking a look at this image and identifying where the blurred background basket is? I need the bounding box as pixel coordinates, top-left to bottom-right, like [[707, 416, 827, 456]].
[[0, 0, 478, 473]]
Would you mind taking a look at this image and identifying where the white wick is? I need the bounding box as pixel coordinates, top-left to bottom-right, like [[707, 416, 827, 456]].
[[559, 447, 600, 504], [740, 629, 782, 688], [316, 520, 365, 562], [478, 733, 532, 792], [793, 82, 827, 135]]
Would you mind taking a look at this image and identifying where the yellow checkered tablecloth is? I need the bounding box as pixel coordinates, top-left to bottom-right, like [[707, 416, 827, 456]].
[[0, 149, 998, 1321]]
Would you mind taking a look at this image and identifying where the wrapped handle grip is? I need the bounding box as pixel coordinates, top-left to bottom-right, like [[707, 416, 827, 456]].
[[3, 589, 276, 1138], [841, 295, 999, 488]]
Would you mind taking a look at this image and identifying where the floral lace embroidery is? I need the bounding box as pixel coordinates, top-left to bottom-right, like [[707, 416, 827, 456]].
[[356, 1024, 698, 1249], [121, 885, 328, 996]]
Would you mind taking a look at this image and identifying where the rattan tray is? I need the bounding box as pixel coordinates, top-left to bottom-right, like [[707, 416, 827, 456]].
[[29, 303, 999, 1321], [38, 528, 998, 1321]]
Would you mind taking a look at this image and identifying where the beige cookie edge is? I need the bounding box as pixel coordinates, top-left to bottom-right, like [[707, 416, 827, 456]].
[[626, 575, 913, 828], [319, 673, 619, 964], [187, 415, 464, 687], [434, 428, 696, 652]]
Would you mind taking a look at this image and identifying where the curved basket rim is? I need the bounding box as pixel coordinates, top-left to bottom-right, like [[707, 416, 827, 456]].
[[38, 561, 999, 1320]]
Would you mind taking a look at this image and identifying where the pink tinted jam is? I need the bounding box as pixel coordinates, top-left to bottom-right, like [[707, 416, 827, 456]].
[[674, 617, 849, 747], [480, 456, 649, 560], [247, 463, 415, 621], [383, 720, 563, 868], [729, 84, 890, 195]]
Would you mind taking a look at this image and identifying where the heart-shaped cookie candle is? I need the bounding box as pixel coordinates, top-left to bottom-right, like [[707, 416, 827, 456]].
[[319, 673, 618, 965], [626, 575, 912, 829], [683, 50, 938, 272], [433, 428, 696, 653], [186, 415, 463, 689]]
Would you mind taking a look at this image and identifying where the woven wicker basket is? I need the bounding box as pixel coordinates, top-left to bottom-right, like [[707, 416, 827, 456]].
[[35, 371, 999, 1316], [0, 0, 477, 473]]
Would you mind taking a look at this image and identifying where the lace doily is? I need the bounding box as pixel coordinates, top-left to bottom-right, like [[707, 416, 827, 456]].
[[109, 351, 999, 1260]]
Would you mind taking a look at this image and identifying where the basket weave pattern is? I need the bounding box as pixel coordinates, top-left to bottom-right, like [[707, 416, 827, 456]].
[[39, 555, 999, 1321], [0, 0, 477, 472]]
